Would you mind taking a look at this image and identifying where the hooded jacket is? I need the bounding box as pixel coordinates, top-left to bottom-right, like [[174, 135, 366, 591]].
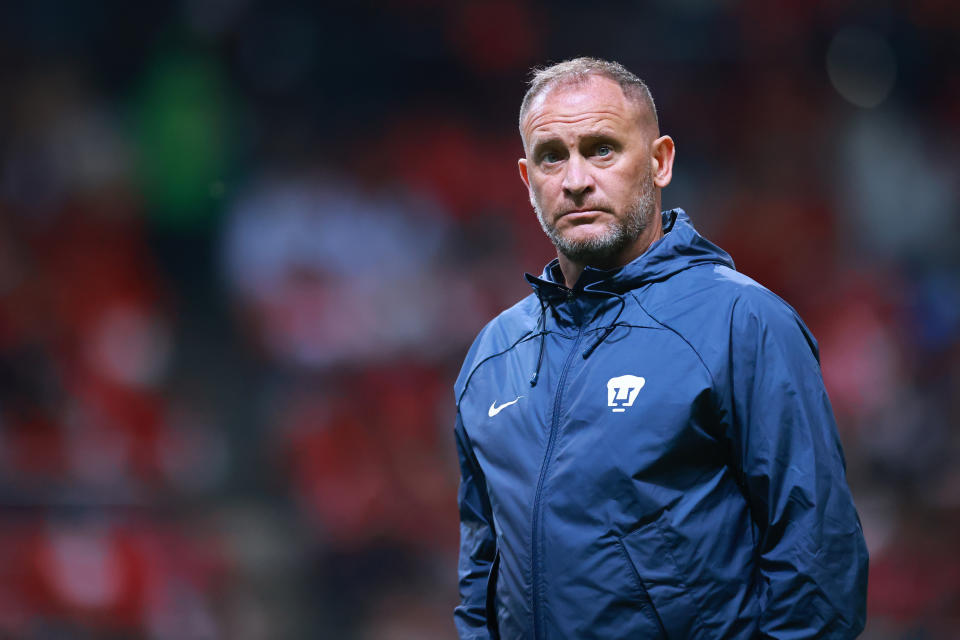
[[454, 209, 868, 639]]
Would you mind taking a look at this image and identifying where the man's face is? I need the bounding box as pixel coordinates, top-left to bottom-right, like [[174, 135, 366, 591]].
[[519, 75, 659, 267]]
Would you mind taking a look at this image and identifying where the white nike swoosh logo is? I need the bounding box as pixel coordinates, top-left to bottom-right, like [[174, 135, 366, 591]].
[[488, 396, 523, 417]]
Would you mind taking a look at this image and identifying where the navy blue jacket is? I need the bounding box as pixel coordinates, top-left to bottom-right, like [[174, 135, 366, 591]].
[[454, 210, 868, 639]]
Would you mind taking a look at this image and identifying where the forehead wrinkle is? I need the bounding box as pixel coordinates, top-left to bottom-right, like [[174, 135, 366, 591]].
[[525, 111, 634, 149], [527, 109, 630, 128]]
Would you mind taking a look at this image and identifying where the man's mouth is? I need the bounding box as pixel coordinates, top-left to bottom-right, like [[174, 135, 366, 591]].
[[560, 208, 608, 220]]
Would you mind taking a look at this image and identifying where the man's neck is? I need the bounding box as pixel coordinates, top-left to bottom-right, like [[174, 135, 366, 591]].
[[557, 217, 664, 289]]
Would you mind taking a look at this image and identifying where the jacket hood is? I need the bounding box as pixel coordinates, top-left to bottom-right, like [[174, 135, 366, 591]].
[[526, 208, 734, 298]]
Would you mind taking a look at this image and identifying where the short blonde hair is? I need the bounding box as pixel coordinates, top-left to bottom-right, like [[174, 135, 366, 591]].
[[519, 57, 658, 133]]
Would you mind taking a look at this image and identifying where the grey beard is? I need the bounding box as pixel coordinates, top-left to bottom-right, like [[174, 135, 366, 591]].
[[534, 176, 656, 267]]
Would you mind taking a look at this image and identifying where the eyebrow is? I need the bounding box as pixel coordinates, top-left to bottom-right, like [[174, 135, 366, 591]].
[[531, 130, 621, 154], [530, 137, 563, 156]]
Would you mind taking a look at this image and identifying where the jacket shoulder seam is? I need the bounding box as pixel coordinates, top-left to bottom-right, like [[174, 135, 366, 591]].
[[456, 329, 539, 408], [629, 292, 718, 389]]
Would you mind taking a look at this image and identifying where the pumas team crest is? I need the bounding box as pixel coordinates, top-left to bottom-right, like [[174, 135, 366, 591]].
[[606, 375, 645, 413]]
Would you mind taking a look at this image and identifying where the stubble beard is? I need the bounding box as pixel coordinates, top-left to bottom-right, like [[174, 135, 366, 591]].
[[533, 171, 657, 268]]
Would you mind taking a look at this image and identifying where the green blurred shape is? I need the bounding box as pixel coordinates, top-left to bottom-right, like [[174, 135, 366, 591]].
[[131, 50, 235, 229]]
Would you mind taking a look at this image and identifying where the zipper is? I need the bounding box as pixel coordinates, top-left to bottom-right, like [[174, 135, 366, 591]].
[[530, 311, 584, 640]]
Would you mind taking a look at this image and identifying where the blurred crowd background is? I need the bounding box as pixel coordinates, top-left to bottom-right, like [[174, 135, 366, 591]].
[[0, 1, 958, 638]]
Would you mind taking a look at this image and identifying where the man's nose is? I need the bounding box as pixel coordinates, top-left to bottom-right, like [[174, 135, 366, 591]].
[[561, 155, 594, 197]]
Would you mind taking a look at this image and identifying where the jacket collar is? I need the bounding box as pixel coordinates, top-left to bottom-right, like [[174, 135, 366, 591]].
[[525, 208, 734, 301]]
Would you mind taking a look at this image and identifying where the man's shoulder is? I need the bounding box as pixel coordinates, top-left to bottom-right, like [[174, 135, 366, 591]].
[[654, 263, 799, 319], [705, 265, 806, 330], [454, 294, 541, 400], [639, 263, 814, 359], [475, 293, 543, 350]]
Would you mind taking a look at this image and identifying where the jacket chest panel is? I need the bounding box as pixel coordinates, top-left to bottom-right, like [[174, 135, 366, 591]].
[[464, 326, 719, 531], [545, 327, 720, 527], [461, 336, 561, 524]]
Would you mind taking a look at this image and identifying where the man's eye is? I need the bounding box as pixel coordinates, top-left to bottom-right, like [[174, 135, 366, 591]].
[[541, 152, 560, 164], [596, 145, 612, 157]]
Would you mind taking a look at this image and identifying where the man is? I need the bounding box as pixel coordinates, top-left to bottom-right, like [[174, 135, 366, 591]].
[[453, 57, 868, 639]]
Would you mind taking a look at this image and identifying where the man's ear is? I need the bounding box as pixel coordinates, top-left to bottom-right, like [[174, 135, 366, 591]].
[[518, 158, 531, 191], [651, 135, 675, 188]]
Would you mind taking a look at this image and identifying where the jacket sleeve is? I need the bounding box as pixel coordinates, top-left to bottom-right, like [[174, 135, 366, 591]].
[[728, 294, 868, 639], [454, 409, 496, 640]]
